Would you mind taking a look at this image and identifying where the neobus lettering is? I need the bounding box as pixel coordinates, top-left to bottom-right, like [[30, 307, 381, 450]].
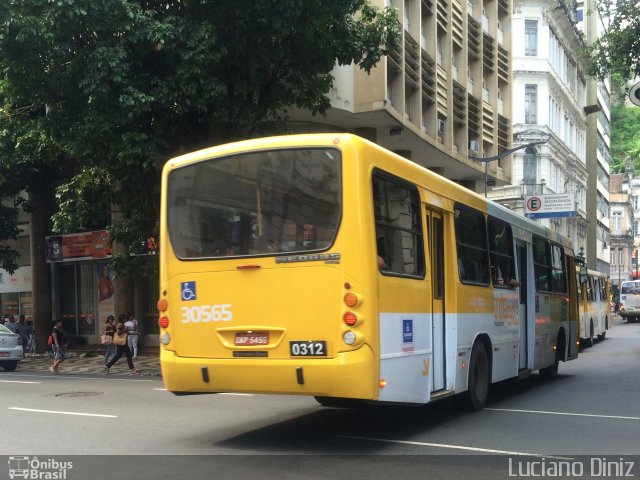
[[495, 297, 518, 326], [181, 304, 232, 323]]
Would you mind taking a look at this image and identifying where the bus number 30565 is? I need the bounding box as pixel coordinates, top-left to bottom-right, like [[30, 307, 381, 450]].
[[181, 304, 233, 323]]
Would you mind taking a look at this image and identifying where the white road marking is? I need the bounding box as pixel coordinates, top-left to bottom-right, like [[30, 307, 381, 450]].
[[9, 407, 117, 418], [154, 388, 167, 391], [338, 435, 572, 459], [0, 379, 41, 384], [486, 408, 640, 421]]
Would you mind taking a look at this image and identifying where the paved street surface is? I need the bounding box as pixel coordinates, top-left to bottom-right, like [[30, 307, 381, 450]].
[[1, 315, 639, 480]]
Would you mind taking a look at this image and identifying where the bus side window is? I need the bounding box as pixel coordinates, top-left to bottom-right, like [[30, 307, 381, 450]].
[[488, 217, 516, 288], [372, 171, 425, 277], [454, 205, 489, 285], [533, 236, 551, 292]]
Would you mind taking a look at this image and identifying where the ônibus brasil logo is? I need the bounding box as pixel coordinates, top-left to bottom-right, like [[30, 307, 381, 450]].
[[8, 456, 73, 480]]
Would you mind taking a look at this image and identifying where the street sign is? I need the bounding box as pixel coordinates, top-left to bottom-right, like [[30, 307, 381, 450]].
[[524, 194, 576, 219]]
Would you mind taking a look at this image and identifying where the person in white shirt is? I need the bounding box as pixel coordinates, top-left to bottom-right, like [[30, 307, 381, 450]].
[[5, 315, 17, 333], [124, 313, 139, 359]]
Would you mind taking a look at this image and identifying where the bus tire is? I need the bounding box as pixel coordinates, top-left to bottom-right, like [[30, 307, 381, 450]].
[[458, 342, 490, 411], [586, 320, 594, 347], [539, 335, 562, 380]]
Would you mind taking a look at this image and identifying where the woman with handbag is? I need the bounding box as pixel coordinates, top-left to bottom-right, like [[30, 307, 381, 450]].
[[104, 322, 136, 374], [101, 315, 116, 365]]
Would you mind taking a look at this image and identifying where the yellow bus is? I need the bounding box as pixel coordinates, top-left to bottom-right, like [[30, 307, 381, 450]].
[[158, 133, 579, 410], [577, 268, 610, 347]]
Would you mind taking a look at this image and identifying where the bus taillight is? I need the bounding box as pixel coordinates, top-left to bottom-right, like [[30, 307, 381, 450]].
[[343, 293, 359, 307], [343, 312, 357, 326], [157, 298, 168, 312], [159, 316, 169, 328]]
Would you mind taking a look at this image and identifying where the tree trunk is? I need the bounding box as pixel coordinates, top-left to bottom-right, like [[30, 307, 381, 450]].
[[111, 205, 134, 319], [29, 189, 53, 353]]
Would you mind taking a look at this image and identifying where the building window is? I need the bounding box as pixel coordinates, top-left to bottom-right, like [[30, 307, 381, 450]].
[[525, 85, 537, 123], [525, 20, 538, 56], [612, 211, 622, 234]]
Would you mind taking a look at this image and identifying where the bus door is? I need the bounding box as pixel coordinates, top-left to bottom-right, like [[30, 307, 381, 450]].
[[516, 240, 529, 370], [427, 209, 446, 391]]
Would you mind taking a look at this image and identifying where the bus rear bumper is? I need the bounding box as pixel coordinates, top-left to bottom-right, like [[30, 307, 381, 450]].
[[160, 345, 378, 400]]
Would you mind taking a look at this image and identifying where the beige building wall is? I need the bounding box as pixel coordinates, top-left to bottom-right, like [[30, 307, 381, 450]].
[[287, 0, 513, 193]]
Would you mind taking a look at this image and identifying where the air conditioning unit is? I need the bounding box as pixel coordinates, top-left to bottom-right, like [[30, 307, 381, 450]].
[[469, 140, 479, 155], [438, 119, 446, 136]]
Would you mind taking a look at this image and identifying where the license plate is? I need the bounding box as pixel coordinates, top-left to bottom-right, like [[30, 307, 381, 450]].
[[0, 352, 9, 357], [234, 331, 269, 346], [290, 341, 327, 356]]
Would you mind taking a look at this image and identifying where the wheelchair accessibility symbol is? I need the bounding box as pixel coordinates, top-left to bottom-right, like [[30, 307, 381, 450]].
[[181, 281, 196, 301]]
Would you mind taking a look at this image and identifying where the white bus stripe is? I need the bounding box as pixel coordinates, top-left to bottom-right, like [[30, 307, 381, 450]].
[[338, 435, 572, 459], [9, 407, 117, 418], [486, 408, 640, 421]]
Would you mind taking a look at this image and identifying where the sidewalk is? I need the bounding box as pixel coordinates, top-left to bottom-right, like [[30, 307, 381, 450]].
[[13, 348, 161, 377]]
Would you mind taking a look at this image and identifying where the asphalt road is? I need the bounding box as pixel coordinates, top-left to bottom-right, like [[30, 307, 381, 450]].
[[1, 316, 639, 479]]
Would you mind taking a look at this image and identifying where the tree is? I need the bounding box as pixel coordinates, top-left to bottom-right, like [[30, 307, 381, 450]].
[[0, 1, 398, 352], [588, 0, 640, 81], [611, 105, 640, 174], [0, 0, 400, 273]]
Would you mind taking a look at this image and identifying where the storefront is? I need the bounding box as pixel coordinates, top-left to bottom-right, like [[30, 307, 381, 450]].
[[46, 231, 159, 347], [0, 266, 33, 320]]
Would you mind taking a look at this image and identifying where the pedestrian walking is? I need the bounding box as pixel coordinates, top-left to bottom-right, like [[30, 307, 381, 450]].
[[5, 315, 17, 333], [16, 314, 30, 356], [50, 318, 66, 374], [101, 315, 116, 365], [104, 322, 136, 374], [124, 313, 140, 359]]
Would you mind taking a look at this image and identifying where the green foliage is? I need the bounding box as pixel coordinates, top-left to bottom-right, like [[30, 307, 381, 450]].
[[52, 166, 112, 233], [0, 0, 399, 275], [588, 0, 640, 81], [611, 105, 640, 175]]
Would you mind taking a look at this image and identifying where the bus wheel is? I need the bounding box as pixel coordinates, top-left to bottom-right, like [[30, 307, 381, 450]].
[[459, 342, 490, 411], [539, 341, 560, 380], [586, 321, 594, 347]]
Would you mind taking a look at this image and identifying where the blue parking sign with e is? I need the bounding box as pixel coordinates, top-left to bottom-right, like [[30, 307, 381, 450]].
[[181, 281, 196, 301]]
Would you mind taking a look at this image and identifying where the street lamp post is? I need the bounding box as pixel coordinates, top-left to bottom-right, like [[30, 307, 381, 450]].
[[472, 139, 549, 197]]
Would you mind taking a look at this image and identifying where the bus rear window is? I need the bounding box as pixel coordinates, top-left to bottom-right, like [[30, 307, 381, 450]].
[[622, 282, 640, 294], [167, 148, 341, 259]]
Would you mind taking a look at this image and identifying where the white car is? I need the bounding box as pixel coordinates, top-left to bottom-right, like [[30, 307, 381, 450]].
[[0, 323, 22, 371]]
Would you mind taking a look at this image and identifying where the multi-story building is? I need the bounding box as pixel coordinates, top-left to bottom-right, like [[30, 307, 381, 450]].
[[609, 170, 634, 290], [628, 173, 640, 280], [579, 0, 611, 274], [287, 0, 513, 193], [487, 0, 588, 255]]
